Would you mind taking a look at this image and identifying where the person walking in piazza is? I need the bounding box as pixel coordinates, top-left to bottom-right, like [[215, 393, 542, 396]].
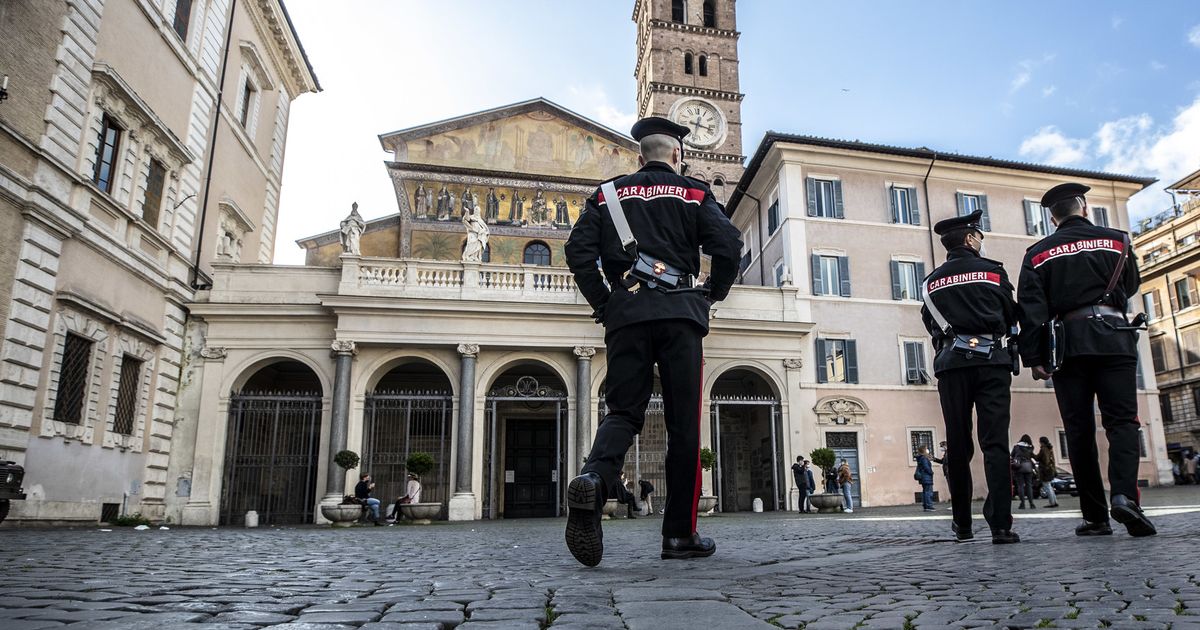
[[562, 116, 742, 566], [920, 209, 1020, 544], [837, 460, 855, 513], [1036, 436, 1060, 507], [915, 447, 936, 512], [1017, 182, 1156, 537], [1011, 434, 1038, 510], [792, 457, 816, 513]]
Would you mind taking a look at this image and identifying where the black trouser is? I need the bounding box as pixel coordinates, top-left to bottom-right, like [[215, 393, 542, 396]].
[[1015, 471, 1036, 505], [937, 366, 1013, 532], [795, 477, 809, 512], [1051, 355, 1141, 523], [582, 319, 704, 539]]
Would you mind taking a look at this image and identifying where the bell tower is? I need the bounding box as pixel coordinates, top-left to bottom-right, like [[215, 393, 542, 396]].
[[633, 0, 745, 200]]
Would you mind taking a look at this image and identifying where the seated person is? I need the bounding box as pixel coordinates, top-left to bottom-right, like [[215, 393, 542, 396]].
[[388, 473, 422, 521], [354, 473, 382, 525]]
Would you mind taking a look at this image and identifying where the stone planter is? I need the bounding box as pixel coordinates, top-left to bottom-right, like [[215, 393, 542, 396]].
[[698, 495, 718, 516], [399, 502, 441, 524], [321, 503, 363, 527], [809, 493, 844, 514], [601, 498, 621, 520]]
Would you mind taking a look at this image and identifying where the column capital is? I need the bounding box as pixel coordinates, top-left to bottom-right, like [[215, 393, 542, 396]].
[[573, 345, 596, 359], [330, 340, 357, 356], [457, 343, 480, 358], [783, 357, 803, 370]]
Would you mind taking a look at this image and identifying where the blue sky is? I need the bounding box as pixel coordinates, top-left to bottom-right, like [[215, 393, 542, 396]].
[[275, 1, 1200, 263]]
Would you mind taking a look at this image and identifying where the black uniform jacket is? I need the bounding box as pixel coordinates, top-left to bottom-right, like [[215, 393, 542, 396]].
[[1016, 215, 1139, 364], [920, 247, 1018, 375], [564, 161, 742, 333]]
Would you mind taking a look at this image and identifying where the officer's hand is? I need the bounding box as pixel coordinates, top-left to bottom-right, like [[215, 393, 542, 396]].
[[1031, 365, 1053, 381], [591, 305, 606, 324]]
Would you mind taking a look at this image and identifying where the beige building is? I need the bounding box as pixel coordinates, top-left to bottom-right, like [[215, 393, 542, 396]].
[[1133, 167, 1200, 460], [725, 134, 1173, 506], [0, 0, 317, 524]]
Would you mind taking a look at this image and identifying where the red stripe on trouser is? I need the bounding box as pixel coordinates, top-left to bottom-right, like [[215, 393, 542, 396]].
[[690, 356, 704, 533]]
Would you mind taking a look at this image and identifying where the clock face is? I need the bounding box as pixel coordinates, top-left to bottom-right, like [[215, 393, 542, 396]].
[[673, 100, 723, 149]]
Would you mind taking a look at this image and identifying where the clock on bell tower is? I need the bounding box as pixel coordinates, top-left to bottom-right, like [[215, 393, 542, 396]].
[[633, 0, 745, 201]]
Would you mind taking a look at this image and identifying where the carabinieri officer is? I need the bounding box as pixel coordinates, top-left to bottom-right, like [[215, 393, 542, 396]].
[[921, 210, 1020, 545], [562, 116, 741, 566], [1017, 182, 1156, 538]]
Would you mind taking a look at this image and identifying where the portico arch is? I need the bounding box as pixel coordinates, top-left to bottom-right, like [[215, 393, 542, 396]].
[[710, 367, 783, 512]]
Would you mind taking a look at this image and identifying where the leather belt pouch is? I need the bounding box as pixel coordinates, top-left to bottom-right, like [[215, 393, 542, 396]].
[[951, 334, 994, 360], [628, 252, 683, 290]]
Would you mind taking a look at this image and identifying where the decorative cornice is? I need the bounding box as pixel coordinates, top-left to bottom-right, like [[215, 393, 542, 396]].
[[330, 340, 357, 355], [199, 346, 228, 360], [91, 64, 195, 167], [457, 343, 480, 358], [647, 82, 744, 103], [573, 346, 596, 359], [647, 18, 740, 39], [246, 0, 321, 96], [783, 358, 803, 370]]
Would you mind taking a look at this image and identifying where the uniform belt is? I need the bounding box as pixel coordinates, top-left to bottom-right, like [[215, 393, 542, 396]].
[[953, 333, 1007, 349], [1061, 305, 1124, 321]]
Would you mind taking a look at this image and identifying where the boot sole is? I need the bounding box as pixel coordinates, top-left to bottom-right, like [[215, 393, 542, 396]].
[[660, 546, 716, 560], [1111, 504, 1157, 537], [1075, 527, 1113, 536], [991, 535, 1021, 545], [565, 476, 603, 567]]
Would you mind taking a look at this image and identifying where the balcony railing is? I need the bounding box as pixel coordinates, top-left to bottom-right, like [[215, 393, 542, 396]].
[[345, 256, 583, 303]]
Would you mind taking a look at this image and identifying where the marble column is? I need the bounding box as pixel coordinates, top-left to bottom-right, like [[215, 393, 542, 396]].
[[448, 343, 479, 520], [573, 346, 596, 474], [322, 340, 356, 506]]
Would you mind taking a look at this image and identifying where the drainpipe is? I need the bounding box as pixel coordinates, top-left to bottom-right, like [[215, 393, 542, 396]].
[[922, 152, 938, 264], [190, 0, 239, 289]]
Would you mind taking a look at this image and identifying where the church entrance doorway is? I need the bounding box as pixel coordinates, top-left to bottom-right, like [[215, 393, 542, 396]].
[[503, 419, 558, 518], [710, 369, 783, 513]]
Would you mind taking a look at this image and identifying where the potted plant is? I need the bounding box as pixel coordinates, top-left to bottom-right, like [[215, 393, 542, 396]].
[[807, 447, 843, 513], [320, 450, 363, 526], [398, 452, 441, 524], [697, 447, 718, 515]]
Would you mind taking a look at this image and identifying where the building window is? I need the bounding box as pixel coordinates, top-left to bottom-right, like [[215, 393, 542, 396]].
[[908, 429, 935, 459], [239, 78, 257, 129], [1057, 429, 1069, 459], [1173, 276, 1198, 311], [1181, 233, 1198, 248], [1091, 206, 1110, 228], [773, 260, 787, 287], [672, 0, 686, 23], [142, 158, 166, 228], [806, 178, 844, 218], [891, 260, 925, 301], [816, 338, 858, 384], [523, 241, 551, 266], [684, 52, 694, 75], [92, 114, 122, 193], [812, 254, 850, 297], [112, 356, 143, 436], [1160, 393, 1173, 425], [767, 199, 780, 235], [1024, 200, 1053, 236], [1143, 290, 1161, 321], [1137, 429, 1148, 458], [172, 0, 193, 41], [53, 333, 93, 424], [903, 341, 930, 385], [703, 0, 716, 27], [698, 55, 708, 76], [1150, 336, 1167, 373], [1185, 328, 1200, 365], [890, 186, 920, 225], [956, 193, 991, 231]]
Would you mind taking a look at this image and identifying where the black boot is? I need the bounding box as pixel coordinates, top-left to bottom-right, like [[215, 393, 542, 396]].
[[952, 521, 974, 542], [991, 529, 1021, 544], [661, 532, 716, 560], [565, 473, 605, 567], [1075, 519, 1113, 536], [1110, 494, 1156, 537]]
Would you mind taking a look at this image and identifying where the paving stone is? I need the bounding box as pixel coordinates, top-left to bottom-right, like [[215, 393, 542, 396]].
[[550, 612, 625, 629], [619, 600, 776, 630], [465, 607, 545, 622], [613, 587, 726, 603], [379, 610, 466, 625], [211, 610, 297, 625]]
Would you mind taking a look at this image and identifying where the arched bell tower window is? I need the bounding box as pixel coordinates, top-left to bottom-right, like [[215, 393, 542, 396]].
[[684, 52, 694, 75], [698, 55, 708, 76], [703, 1, 716, 28], [523, 241, 551, 266], [672, 0, 686, 23]]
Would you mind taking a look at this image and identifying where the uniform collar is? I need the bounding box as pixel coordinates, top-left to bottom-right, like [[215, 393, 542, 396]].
[[946, 246, 980, 260], [1057, 215, 1093, 228], [638, 161, 678, 174]]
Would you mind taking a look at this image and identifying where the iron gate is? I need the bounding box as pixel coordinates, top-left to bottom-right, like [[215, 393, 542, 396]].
[[598, 395, 667, 512], [362, 391, 453, 513], [220, 392, 322, 526]]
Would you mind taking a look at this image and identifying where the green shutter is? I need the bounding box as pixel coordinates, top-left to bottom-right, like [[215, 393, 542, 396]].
[[811, 254, 824, 295], [806, 178, 817, 217], [838, 256, 851, 297], [956, 192, 966, 216], [815, 338, 828, 383], [890, 260, 902, 300], [833, 180, 845, 219], [909, 188, 920, 225], [845, 339, 859, 384], [979, 195, 991, 232], [888, 186, 899, 223], [905, 342, 919, 383], [1023, 200, 1037, 236]]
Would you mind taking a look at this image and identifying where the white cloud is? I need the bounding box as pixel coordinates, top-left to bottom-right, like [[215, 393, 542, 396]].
[[1010, 71, 1031, 92], [1190, 24, 1200, 47], [1042, 85, 1057, 98], [1111, 15, 1124, 30], [1009, 54, 1056, 94], [1019, 126, 1090, 165], [1150, 60, 1167, 72], [564, 85, 637, 134]]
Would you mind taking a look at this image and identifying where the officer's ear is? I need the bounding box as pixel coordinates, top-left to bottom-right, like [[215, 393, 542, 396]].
[[638, 155, 646, 167]]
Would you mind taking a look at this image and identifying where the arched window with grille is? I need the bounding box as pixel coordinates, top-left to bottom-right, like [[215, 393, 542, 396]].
[[684, 52, 693, 75], [523, 241, 551, 266], [672, 0, 686, 23], [703, 0, 716, 27], [698, 55, 708, 76]]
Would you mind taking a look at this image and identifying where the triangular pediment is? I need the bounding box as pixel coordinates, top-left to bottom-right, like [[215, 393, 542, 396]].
[[379, 98, 640, 181]]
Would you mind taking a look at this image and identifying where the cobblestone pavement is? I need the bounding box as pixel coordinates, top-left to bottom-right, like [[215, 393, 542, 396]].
[[2, 486, 1198, 630]]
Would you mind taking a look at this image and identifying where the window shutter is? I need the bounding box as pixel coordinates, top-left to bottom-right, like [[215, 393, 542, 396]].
[[1189, 276, 1198, 307], [917, 342, 928, 372], [833, 180, 845, 219], [904, 342, 919, 383], [838, 256, 852, 297], [956, 192, 966, 216], [811, 254, 824, 295], [890, 261, 902, 300], [1152, 290, 1162, 318], [916, 261, 926, 282], [845, 339, 859, 384], [1170, 281, 1180, 312], [806, 178, 817, 217], [909, 188, 920, 225], [815, 339, 828, 383], [1023, 201, 1037, 236], [979, 195, 991, 232], [888, 187, 899, 223]]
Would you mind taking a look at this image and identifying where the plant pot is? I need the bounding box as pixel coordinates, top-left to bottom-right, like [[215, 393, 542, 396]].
[[809, 492, 844, 514], [697, 495, 718, 516], [399, 502, 441, 524], [321, 503, 363, 527]]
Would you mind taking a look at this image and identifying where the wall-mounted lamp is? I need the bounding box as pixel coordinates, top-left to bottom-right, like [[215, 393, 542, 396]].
[[0, 75, 9, 102]]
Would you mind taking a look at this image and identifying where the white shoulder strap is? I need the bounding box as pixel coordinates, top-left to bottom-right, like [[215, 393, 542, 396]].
[[922, 278, 953, 336], [600, 180, 637, 253]]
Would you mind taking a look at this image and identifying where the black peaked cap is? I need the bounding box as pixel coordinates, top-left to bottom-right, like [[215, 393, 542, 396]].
[[1040, 182, 1091, 207], [631, 116, 690, 142], [933, 209, 984, 235]]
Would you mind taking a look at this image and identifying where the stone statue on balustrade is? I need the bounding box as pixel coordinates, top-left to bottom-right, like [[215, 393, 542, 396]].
[[413, 181, 431, 219], [339, 202, 366, 255], [462, 206, 489, 263], [509, 189, 527, 225], [553, 195, 570, 227], [485, 188, 500, 224]]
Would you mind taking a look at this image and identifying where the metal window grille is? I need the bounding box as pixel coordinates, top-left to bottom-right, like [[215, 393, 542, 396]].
[[113, 356, 142, 435], [909, 430, 934, 459], [1057, 430, 1069, 459], [53, 333, 93, 424], [100, 503, 119, 522], [523, 242, 551, 266]]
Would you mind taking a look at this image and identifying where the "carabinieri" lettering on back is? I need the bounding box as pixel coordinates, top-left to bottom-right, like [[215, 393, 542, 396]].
[[1030, 238, 1123, 269], [927, 271, 1002, 294]]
